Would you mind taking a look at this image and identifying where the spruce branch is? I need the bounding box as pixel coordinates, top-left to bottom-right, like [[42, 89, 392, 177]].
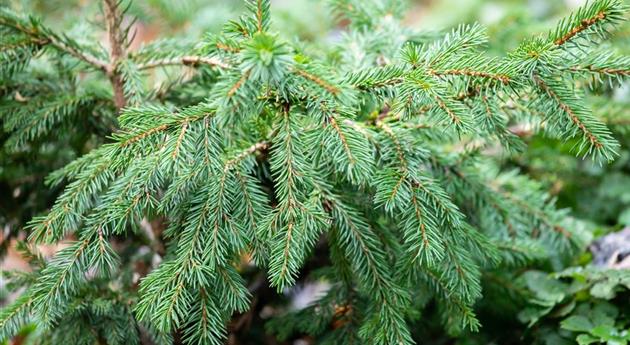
[[533, 74, 618, 161], [3, 94, 98, 149], [116, 106, 212, 147], [565, 51, 630, 84], [30, 231, 117, 326], [0, 294, 33, 342], [554, 12, 606, 46], [3, 0, 629, 343], [291, 66, 341, 95], [346, 64, 407, 91], [224, 141, 269, 170], [569, 65, 630, 76], [0, 8, 109, 71], [266, 107, 326, 291], [228, 70, 252, 98], [550, 0, 625, 47], [497, 188, 573, 240], [420, 265, 481, 332], [28, 158, 113, 243], [248, 0, 271, 33], [319, 189, 412, 344], [216, 40, 242, 53]]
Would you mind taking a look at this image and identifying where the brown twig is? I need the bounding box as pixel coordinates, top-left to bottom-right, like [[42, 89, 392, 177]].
[[568, 65, 630, 76], [228, 70, 252, 97], [435, 95, 462, 125], [0, 17, 108, 71], [291, 67, 340, 95], [137, 55, 231, 70], [429, 68, 510, 84], [224, 141, 269, 172], [103, 0, 127, 111]]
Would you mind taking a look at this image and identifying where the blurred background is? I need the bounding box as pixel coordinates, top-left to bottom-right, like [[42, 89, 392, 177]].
[[3, 0, 624, 42]]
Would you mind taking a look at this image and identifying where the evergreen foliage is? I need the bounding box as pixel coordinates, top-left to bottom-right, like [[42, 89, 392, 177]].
[[1, 0, 629, 344]]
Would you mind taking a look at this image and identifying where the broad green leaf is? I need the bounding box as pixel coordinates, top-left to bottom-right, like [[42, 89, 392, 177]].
[[561, 315, 593, 332], [576, 334, 599, 345]]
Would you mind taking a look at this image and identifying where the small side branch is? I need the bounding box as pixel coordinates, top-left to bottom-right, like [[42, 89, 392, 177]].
[[554, 11, 606, 46], [429, 68, 511, 84], [137, 56, 231, 70], [0, 17, 108, 71], [568, 65, 630, 76], [228, 70, 252, 97], [291, 67, 340, 95], [51, 40, 109, 71], [328, 116, 356, 164], [378, 122, 408, 170], [435, 96, 463, 125], [534, 75, 602, 149], [224, 141, 269, 172]]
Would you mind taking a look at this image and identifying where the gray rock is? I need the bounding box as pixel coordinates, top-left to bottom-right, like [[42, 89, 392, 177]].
[[590, 227, 630, 269]]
